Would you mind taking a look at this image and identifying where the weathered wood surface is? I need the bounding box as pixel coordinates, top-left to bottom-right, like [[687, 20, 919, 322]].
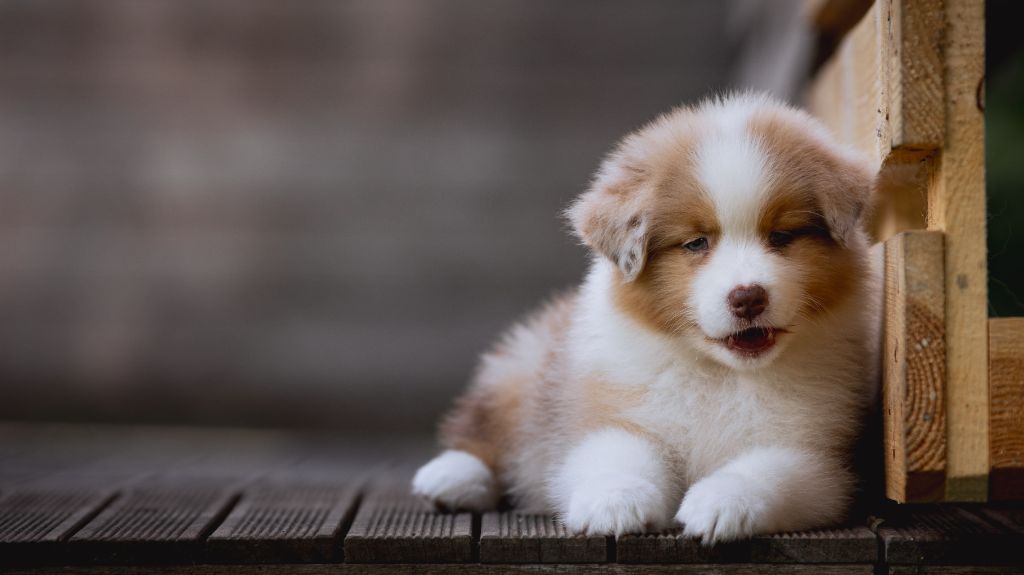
[[343, 491, 474, 564], [1, 425, 1021, 571], [927, 0, 989, 503], [66, 481, 240, 564], [988, 318, 1024, 501], [0, 486, 116, 565], [617, 525, 876, 564], [0, 563, 879, 575], [479, 512, 607, 563], [807, 0, 945, 166], [878, 505, 1023, 565], [205, 484, 360, 563], [810, 0, 990, 503], [884, 231, 948, 502]]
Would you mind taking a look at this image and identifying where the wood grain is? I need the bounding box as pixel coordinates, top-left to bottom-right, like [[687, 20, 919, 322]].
[[0, 486, 116, 565], [67, 482, 238, 564], [925, 0, 989, 502], [807, 0, 945, 165], [988, 318, 1024, 500], [617, 525, 877, 565], [0, 563, 878, 575], [806, 0, 945, 243], [479, 512, 606, 564], [205, 484, 360, 563], [616, 529, 749, 563], [883, 231, 947, 502], [343, 492, 473, 564], [877, 505, 1023, 565], [748, 526, 878, 564]]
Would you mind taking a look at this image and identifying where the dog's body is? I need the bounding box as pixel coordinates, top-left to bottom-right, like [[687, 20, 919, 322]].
[[413, 94, 881, 543]]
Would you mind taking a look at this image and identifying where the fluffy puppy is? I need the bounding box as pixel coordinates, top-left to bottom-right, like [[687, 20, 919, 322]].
[[412, 93, 880, 543]]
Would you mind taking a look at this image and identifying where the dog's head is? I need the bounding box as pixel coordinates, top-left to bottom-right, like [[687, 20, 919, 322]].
[[567, 94, 874, 369]]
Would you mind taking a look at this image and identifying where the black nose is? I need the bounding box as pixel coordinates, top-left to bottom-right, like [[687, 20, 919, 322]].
[[728, 284, 768, 320]]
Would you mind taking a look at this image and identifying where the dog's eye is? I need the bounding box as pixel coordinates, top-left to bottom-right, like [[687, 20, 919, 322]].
[[682, 237, 709, 252], [768, 231, 795, 248]]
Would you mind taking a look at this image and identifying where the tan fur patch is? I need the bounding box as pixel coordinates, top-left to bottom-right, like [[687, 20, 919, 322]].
[[748, 111, 873, 319], [440, 293, 576, 475]]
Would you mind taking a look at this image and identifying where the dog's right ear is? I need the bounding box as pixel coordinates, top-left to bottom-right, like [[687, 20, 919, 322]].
[[566, 150, 652, 282]]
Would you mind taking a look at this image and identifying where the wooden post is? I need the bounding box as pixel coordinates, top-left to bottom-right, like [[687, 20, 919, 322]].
[[809, 0, 991, 501], [884, 231, 947, 502], [925, 0, 989, 501]]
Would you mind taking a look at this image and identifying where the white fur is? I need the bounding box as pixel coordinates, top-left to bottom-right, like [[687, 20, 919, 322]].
[[412, 450, 498, 511], [676, 446, 851, 543], [550, 428, 676, 535], [416, 93, 881, 545]]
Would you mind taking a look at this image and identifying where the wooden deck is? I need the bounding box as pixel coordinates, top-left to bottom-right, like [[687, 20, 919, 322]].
[[1, 425, 1022, 574]]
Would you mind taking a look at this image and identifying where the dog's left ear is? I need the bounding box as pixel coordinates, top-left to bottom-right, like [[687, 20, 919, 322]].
[[566, 150, 652, 281], [817, 150, 876, 246]]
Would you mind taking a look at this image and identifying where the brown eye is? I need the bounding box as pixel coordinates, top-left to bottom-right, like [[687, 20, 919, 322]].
[[683, 237, 709, 252], [768, 231, 795, 248]]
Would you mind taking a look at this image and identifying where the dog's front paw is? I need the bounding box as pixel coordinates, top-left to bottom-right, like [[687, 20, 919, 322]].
[[675, 473, 767, 544], [412, 450, 498, 512], [562, 474, 670, 535]]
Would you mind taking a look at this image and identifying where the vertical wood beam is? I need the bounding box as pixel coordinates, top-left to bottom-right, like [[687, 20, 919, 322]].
[[884, 231, 947, 502], [926, 0, 988, 501]]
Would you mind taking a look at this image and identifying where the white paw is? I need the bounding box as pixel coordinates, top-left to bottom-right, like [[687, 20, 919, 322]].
[[411, 450, 499, 512], [562, 473, 670, 535], [675, 473, 767, 544]]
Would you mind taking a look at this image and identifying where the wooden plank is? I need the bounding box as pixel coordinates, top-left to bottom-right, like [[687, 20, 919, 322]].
[[616, 529, 749, 563], [806, 0, 944, 242], [67, 481, 238, 564], [878, 505, 1023, 565], [748, 526, 878, 564], [988, 317, 1024, 500], [926, 0, 989, 502], [204, 484, 359, 564], [807, 0, 944, 165], [479, 512, 606, 564], [890, 567, 1024, 575], [617, 525, 876, 564], [884, 231, 948, 502], [0, 486, 116, 565], [0, 563, 878, 574], [343, 491, 473, 564]]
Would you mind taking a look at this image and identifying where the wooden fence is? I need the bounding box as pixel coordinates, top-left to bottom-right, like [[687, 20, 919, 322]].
[[806, 0, 1022, 502]]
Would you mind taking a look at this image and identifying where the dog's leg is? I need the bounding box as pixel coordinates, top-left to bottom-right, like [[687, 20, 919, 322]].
[[412, 449, 499, 511], [675, 446, 852, 544], [552, 428, 674, 535]]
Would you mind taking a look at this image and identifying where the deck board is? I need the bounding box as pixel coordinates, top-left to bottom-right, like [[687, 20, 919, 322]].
[[479, 512, 607, 563], [67, 481, 239, 564], [343, 491, 474, 564], [878, 505, 1024, 565], [0, 425, 1020, 571], [0, 486, 117, 565], [205, 483, 359, 563]]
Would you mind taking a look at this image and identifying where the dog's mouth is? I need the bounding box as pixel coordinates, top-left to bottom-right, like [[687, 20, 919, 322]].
[[722, 327, 783, 357]]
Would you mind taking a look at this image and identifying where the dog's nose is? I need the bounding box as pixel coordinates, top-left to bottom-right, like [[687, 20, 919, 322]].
[[728, 284, 768, 320]]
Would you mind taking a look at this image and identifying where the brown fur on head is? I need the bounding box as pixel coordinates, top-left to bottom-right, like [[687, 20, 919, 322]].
[[567, 95, 875, 366]]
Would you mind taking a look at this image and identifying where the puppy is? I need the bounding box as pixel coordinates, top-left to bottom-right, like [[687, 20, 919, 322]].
[[412, 93, 880, 543]]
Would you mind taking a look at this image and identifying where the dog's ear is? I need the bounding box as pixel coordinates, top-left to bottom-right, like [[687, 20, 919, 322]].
[[816, 149, 876, 246], [566, 151, 652, 281]]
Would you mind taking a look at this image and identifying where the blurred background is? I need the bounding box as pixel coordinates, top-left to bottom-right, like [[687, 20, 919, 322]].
[[0, 0, 1019, 435]]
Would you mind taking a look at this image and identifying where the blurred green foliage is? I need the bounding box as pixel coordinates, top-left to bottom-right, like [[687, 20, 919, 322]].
[[987, 0, 1024, 317]]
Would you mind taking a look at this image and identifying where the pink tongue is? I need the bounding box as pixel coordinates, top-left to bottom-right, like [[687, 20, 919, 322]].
[[730, 328, 772, 351]]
